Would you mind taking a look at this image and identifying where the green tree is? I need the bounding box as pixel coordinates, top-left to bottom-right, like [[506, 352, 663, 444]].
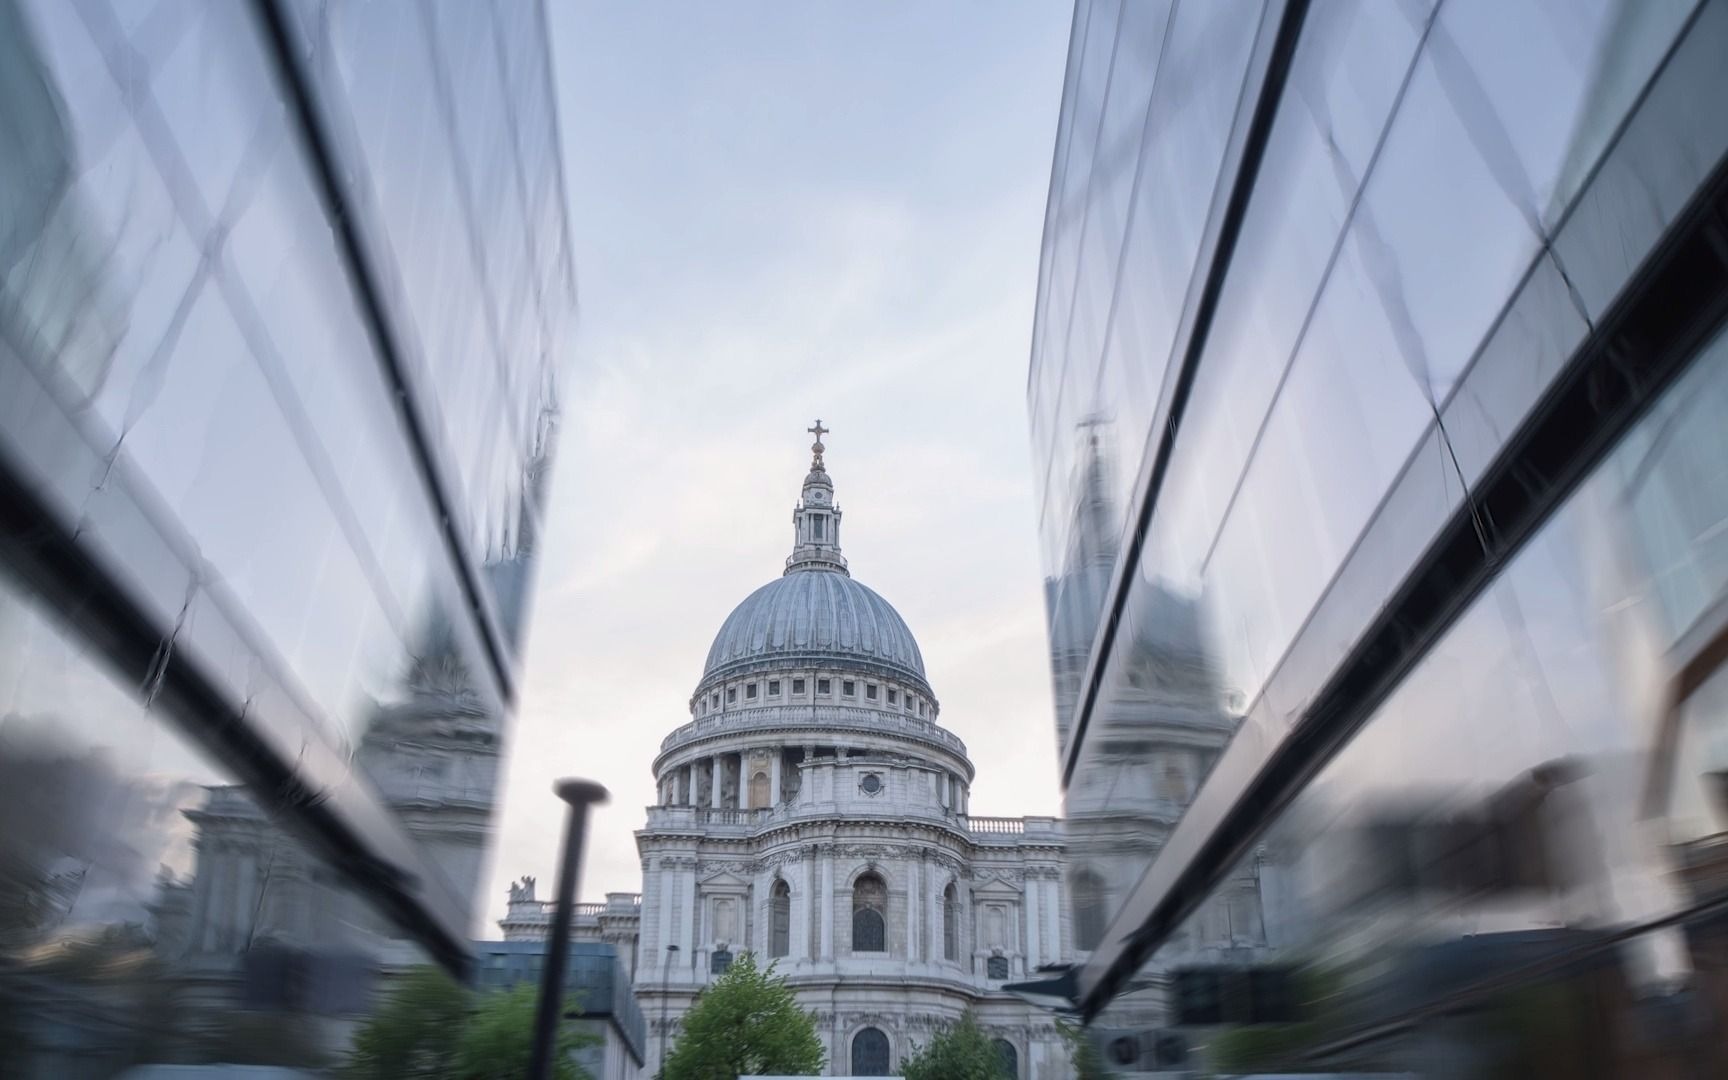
[[899, 1013, 1012, 1080], [1056, 1019, 1108, 1080], [456, 982, 596, 1080], [346, 965, 598, 1080], [345, 966, 468, 1080], [660, 953, 824, 1080]]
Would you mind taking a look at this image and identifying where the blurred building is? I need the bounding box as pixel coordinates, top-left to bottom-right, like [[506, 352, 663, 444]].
[[473, 938, 646, 1080], [1030, 0, 1728, 1075], [0, 0, 573, 1075], [508, 430, 1075, 1078]]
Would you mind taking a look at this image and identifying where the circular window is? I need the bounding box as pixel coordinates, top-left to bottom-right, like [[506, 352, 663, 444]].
[[859, 773, 883, 795]]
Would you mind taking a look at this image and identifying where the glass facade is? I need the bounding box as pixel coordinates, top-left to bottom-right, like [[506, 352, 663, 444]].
[[1032, 0, 1728, 1072], [0, 0, 572, 1074], [474, 940, 646, 1066]]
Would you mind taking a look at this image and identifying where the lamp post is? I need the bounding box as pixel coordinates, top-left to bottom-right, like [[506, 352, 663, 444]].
[[526, 778, 609, 1080], [659, 943, 681, 1072]]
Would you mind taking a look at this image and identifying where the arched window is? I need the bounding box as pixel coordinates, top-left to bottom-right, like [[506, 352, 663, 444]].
[[851, 1026, 891, 1075], [993, 1038, 1019, 1078], [770, 879, 791, 958], [1159, 758, 1189, 802], [1072, 868, 1107, 952], [942, 883, 959, 961], [852, 872, 886, 953], [749, 770, 770, 808], [987, 954, 1009, 980]]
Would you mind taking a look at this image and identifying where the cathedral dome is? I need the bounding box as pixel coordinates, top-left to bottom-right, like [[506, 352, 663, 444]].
[[701, 568, 926, 687], [695, 422, 933, 698]]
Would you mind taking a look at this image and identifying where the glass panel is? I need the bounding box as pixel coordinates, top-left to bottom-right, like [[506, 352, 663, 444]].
[[1, 7, 576, 1072], [853, 909, 885, 953], [852, 1027, 891, 1075], [292, 0, 570, 610], [0, 561, 426, 1074], [1051, 0, 1709, 855], [1092, 325, 1728, 1076], [1037, 0, 1266, 750]]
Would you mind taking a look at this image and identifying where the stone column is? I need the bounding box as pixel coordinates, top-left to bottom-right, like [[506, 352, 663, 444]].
[[799, 854, 816, 961], [635, 868, 657, 960], [190, 845, 215, 952], [710, 757, 723, 809], [657, 858, 675, 977], [769, 751, 783, 806], [1024, 870, 1042, 972], [681, 859, 698, 960], [213, 848, 236, 951], [905, 855, 920, 960], [819, 847, 834, 961], [752, 864, 771, 955], [960, 878, 973, 968], [928, 866, 942, 964]]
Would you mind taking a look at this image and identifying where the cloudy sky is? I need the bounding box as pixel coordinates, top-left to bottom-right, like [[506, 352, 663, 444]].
[[480, 1, 1074, 924]]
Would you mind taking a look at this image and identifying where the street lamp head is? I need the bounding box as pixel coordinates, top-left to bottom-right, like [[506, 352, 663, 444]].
[[667, 944, 680, 953], [553, 778, 609, 806]]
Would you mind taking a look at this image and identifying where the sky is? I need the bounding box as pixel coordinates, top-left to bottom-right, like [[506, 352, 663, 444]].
[[479, 1, 1075, 924]]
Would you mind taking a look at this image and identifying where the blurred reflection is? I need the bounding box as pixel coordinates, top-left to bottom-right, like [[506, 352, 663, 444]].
[[0, 571, 514, 1072], [0, 0, 121, 399], [0, 0, 571, 1074], [1055, 424, 1271, 1037], [1089, 328, 1728, 1077]]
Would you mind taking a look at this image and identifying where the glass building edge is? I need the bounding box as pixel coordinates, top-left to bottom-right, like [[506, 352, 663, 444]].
[[0, 261, 476, 964], [1, 0, 574, 1034], [250, 0, 578, 956], [257, 0, 555, 712], [1026, 0, 1092, 397], [473, 939, 647, 1064], [1105, 321, 1728, 1073], [1104, 0, 1727, 987], [1037, 0, 1310, 782], [1029, 0, 1728, 1036]]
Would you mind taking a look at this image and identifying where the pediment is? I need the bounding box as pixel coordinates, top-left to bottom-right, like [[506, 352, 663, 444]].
[[972, 875, 1023, 898], [699, 869, 751, 890]]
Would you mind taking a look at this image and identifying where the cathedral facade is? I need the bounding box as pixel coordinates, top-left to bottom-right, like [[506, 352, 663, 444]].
[[515, 428, 1079, 1078]]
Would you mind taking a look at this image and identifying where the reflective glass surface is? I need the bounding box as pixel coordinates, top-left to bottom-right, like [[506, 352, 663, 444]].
[[1037, 0, 1715, 958], [0, 0, 572, 1065], [1090, 326, 1728, 1077], [0, 567, 428, 1074], [282, 0, 574, 598], [1034, 0, 1267, 744]]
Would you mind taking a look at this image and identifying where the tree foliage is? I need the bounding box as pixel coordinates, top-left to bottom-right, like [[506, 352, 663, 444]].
[[456, 982, 596, 1080], [346, 967, 468, 1080], [1056, 1019, 1108, 1080], [660, 953, 824, 1080], [899, 1013, 1012, 1080], [345, 965, 595, 1080]]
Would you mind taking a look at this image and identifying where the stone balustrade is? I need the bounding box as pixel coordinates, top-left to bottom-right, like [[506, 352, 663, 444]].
[[658, 704, 968, 757], [641, 804, 1064, 845]]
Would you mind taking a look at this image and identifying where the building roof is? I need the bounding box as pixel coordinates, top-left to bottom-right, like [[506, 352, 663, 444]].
[[696, 425, 930, 694], [701, 569, 926, 685]]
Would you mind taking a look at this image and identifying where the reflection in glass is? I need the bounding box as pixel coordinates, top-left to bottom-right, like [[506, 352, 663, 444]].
[[0, 0, 572, 1072], [1100, 329, 1728, 1076]]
